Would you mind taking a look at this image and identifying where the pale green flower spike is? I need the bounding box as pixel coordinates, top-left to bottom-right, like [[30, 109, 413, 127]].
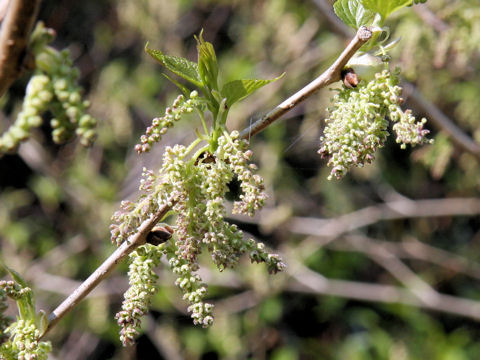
[[319, 68, 431, 180]]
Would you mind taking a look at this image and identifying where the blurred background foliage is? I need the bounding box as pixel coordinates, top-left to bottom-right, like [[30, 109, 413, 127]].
[[1, 0, 480, 359]]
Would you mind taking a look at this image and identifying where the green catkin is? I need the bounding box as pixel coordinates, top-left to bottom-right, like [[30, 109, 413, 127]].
[[112, 130, 285, 344], [319, 68, 431, 180], [0, 23, 97, 156], [115, 244, 163, 346]]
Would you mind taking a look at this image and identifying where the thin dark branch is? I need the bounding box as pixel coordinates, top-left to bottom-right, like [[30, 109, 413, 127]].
[[0, 0, 40, 97]]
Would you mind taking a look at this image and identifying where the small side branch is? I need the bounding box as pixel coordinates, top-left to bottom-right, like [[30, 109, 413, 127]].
[[44, 200, 174, 336], [0, 0, 41, 97], [240, 26, 373, 139]]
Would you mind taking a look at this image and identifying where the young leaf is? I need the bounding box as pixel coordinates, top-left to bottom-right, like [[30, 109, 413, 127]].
[[333, 0, 376, 29], [162, 73, 190, 97], [0, 261, 36, 321], [360, 0, 412, 20], [221, 74, 285, 108], [195, 31, 219, 91], [145, 43, 203, 88]]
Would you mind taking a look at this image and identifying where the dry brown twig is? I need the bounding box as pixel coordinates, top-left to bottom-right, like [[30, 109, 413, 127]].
[[42, 26, 374, 337]]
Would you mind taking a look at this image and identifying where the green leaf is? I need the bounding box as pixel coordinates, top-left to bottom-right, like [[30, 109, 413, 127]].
[[195, 31, 219, 91], [360, 0, 412, 19], [221, 73, 285, 108], [0, 261, 36, 321], [162, 74, 190, 97], [145, 43, 203, 88], [333, 0, 376, 29], [36, 310, 49, 336]]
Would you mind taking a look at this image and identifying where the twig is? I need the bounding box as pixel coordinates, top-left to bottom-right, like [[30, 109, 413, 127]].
[[239, 26, 373, 139], [288, 264, 480, 321], [185, 256, 480, 322], [289, 197, 480, 239], [332, 236, 480, 281], [43, 26, 372, 337], [342, 235, 440, 305], [44, 200, 173, 335], [0, 0, 40, 97], [413, 3, 449, 33]]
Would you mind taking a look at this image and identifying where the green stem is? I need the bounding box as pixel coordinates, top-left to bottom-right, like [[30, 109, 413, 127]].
[[191, 144, 210, 163], [184, 138, 203, 156]]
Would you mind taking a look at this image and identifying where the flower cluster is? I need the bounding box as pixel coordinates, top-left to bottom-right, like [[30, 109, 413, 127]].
[[0, 75, 53, 153], [0, 23, 96, 155], [46, 49, 97, 146], [111, 131, 285, 344], [1, 320, 52, 360], [319, 68, 431, 180], [110, 168, 171, 247], [219, 132, 267, 216], [115, 244, 163, 346], [0, 280, 51, 360], [135, 91, 200, 153]]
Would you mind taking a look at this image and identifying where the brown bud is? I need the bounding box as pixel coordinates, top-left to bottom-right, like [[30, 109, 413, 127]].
[[341, 68, 359, 88], [146, 225, 174, 245]]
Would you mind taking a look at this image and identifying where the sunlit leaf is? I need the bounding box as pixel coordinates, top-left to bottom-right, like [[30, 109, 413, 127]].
[[360, 0, 412, 19], [333, 0, 376, 29], [145, 43, 203, 88], [196, 31, 219, 91], [221, 73, 284, 108]]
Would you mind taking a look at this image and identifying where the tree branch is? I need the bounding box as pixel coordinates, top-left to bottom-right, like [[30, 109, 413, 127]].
[[0, 0, 40, 97], [43, 26, 373, 337], [289, 197, 480, 239], [44, 200, 173, 335], [239, 26, 373, 139]]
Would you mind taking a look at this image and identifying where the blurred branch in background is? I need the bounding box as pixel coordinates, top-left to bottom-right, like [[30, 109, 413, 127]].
[[289, 197, 480, 239], [0, 0, 41, 96]]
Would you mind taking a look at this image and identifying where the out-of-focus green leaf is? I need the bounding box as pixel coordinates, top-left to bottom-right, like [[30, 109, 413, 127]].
[[0, 261, 35, 321]]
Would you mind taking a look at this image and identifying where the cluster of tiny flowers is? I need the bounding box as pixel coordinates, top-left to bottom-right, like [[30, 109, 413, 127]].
[[0, 27, 97, 155], [165, 241, 214, 327], [319, 68, 430, 180], [0, 281, 51, 360], [2, 320, 52, 360], [135, 91, 200, 153], [115, 244, 163, 346], [0, 75, 53, 153], [218, 131, 267, 216], [111, 131, 284, 342], [47, 49, 97, 146], [0, 280, 32, 300], [110, 167, 171, 246]]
